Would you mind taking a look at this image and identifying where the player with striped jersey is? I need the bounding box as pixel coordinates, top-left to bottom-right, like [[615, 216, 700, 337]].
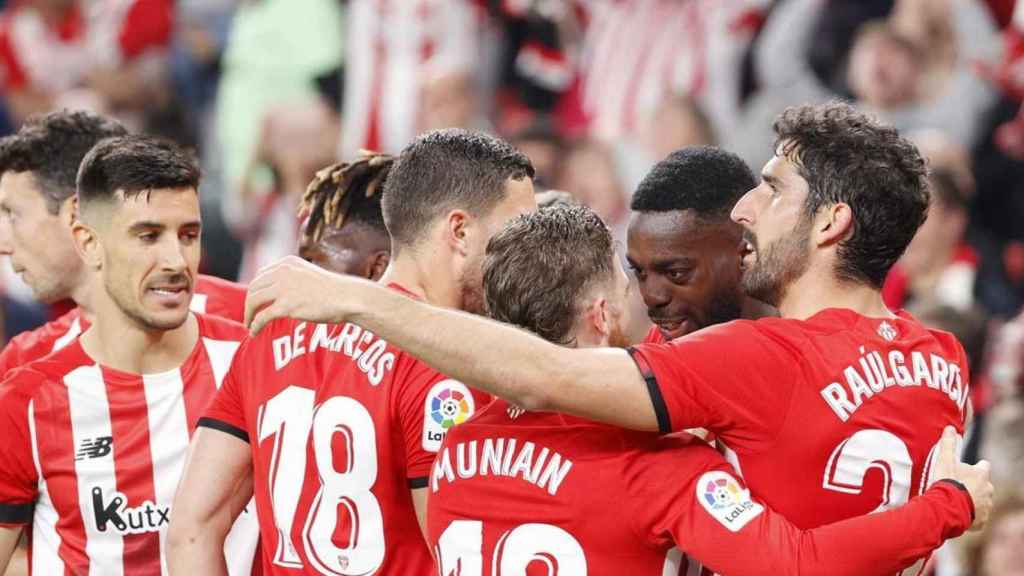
[[0, 136, 258, 575], [0, 111, 247, 377]]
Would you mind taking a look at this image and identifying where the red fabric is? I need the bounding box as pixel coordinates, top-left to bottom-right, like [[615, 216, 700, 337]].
[[643, 324, 667, 344], [630, 309, 970, 531], [428, 399, 973, 575], [0, 274, 247, 378], [201, 284, 489, 575], [0, 315, 253, 573], [117, 0, 173, 59], [882, 244, 978, 310]]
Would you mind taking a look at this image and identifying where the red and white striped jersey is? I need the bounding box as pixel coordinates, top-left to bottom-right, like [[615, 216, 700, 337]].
[[0, 274, 248, 376], [0, 314, 259, 576]]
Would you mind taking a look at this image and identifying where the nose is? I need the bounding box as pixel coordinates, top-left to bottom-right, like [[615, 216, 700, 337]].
[[731, 188, 756, 226], [158, 236, 188, 273], [639, 276, 672, 310]]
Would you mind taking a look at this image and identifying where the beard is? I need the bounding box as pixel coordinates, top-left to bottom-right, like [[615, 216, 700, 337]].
[[105, 272, 192, 331], [740, 219, 812, 308]]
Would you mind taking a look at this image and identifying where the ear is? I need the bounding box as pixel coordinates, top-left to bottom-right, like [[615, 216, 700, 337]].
[[365, 250, 390, 281], [583, 296, 611, 340], [72, 219, 103, 271], [814, 202, 854, 247], [444, 209, 471, 257]]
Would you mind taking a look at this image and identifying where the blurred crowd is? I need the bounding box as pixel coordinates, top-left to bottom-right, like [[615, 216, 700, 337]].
[[1, 0, 1024, 574]]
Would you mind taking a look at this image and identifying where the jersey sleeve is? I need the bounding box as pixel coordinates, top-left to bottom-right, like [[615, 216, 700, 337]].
[[198, 341, 252, 444], [627, 321, 797, 447], [625, 439, 973, 576], [394, 357, 486, 487], [0, 372, 41, 526], [0, 339, 24, 379]]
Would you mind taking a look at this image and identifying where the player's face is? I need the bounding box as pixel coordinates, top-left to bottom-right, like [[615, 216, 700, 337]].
[[458, 177, 538, 314], [984, 508, 1024, 576], [731, 151, 812, 307], [605, 258, 633, 349], [297, 219, 388, 280], [0, 171, 82, 303], [627, 210, 744, 340], [100, 188, 201, 331]]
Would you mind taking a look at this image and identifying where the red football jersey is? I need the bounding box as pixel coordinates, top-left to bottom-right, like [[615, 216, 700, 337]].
[[428, 399, 974, 576], [644, 324, 667, 344], [0, 314, 259, 575], [629, 309, 970, 532], [0, 274, 247, 376], [201, 284, 488, 575]]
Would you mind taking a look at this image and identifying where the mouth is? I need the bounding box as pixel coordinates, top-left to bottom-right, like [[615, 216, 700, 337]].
[[145, 283, 191, 306], [740, 238, 757, 270], [651, 317, 694, 339]]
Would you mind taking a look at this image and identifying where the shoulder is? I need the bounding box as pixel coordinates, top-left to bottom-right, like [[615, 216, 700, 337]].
[[196, 312, 249, 343]]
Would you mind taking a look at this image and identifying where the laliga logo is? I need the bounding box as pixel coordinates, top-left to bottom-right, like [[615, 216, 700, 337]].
[[703, 477, 743, 510], [431, 387, 472, 430]]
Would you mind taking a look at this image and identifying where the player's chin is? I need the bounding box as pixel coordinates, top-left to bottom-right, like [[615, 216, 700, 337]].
[[139, 307, 191, 331]]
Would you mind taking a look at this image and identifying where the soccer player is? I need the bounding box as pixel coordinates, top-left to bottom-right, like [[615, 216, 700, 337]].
[[428, 204, 991, 575], [0, 136, 258, 575], [167, 130, 536, 575], [295, 152, 393, 279], [0, 111, 247, 375], [244, 103, 981, 547], [628, 146, 775, 344]]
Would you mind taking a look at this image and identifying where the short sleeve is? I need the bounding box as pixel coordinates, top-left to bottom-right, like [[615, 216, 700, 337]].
[[627, 321, 798, 450], [198, 344, 251, 443], [0, 373, 41, 526], [393, 357, 486, 487]]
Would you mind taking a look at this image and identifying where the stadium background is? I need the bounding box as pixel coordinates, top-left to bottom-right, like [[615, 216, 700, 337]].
[[0, 0, 1022, 574]]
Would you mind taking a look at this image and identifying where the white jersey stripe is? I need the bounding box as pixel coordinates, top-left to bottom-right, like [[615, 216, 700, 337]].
[[142, 369, 191, 576], [52, 317, 82, 353], [28, 400, 65, 575], [202, 338, 241, 389], [189, 294, 209, 315], [65, 364, 124, 576]]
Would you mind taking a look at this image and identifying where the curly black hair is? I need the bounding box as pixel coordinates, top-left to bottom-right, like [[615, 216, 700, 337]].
[[773, 101, 929, 288], [630, 145, 755, 219], [0, 110, 127, 213], [299, 152, 393, 242]]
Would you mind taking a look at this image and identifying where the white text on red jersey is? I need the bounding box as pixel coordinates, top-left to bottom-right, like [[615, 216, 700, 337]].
[[271, 322, 396, 385], [432, 438, 574, 496]]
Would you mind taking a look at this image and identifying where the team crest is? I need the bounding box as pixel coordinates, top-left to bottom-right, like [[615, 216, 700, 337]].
[[877, 321, 898, 342]]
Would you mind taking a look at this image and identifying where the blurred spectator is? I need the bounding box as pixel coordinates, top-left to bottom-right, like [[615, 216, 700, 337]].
[[963, 492, 1024, 576], [728, 0, 1001, 171], [884, 169, 975, 312], [508, 117, 565, 190], [340, 0, 485, 158], [228, 97, 340, 282], [416, 62, 491, 135], [0, 0, 174, 129], [215, 0, 343, 201], [556, 139, 629, 241], [978, 309, 1024, 488]]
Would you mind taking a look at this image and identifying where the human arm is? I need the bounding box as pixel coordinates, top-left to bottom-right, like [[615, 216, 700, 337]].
[[411, 489, 428, 540], [246, 257, 660, 431], [635, 428, 992, 575], [167, 427, 251, 576], [0, 528, 22, 575]]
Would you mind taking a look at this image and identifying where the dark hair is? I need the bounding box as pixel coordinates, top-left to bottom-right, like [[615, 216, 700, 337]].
[[773, 101, 929, 288], [0, 110, 127, 214], [382, 129, 534, 251], [631, 145, 755, 219], [483, 204, 614, 345], [77, 135, 201, 208], [299, 152, 393, 241]]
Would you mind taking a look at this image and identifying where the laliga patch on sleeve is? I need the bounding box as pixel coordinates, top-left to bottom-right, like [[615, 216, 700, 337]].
[[696, 470, 764, 532], [422, 379, 476, 452]]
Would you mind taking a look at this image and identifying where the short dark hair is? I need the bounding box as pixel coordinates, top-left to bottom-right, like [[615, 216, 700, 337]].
[[483, 204, 614, 345], [0, 110, 127, 213], [299, 152, 393, 241], [382, 129, 534, 250], [77, 135, 201, 209], [630, 146, 755, 219], [773, 101, 929, 288]]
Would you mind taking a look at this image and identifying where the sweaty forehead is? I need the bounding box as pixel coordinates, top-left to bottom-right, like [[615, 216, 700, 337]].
[[627, 210, 738, 261]]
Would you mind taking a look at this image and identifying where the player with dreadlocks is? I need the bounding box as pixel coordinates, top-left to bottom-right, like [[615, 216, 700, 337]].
[[296, 151, 393, 279]]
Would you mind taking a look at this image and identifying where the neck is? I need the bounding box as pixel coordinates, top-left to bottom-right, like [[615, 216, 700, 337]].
[[379, 248, 461, 309], [69, 271, 97, 321], [78, 293, 199, 374], [740, 295, 777, 321], [777, 265, 893, 321]]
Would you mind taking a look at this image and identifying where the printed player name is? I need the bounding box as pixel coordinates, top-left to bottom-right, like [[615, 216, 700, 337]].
[[432, 438, 574, 496]]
